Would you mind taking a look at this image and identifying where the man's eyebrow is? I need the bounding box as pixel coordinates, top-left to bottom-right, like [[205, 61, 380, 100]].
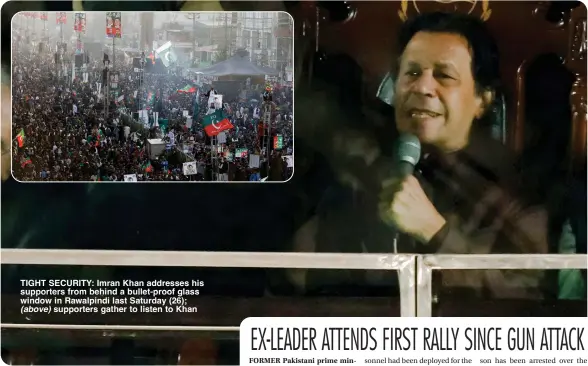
[[434, 61, 459, 71], [403, 59, 458, 69]]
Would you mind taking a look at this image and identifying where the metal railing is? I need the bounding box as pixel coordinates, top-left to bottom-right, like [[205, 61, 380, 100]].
[[416, 254, 587, 316], [1, 249, 586, 330], [0, 249, 417, 323]]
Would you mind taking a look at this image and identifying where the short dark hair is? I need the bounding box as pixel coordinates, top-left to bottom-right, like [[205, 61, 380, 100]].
[[396, 12, 501, 94]]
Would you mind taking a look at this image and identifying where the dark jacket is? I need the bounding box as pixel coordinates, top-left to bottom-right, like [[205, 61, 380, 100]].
[[299, 131, 548, 299]]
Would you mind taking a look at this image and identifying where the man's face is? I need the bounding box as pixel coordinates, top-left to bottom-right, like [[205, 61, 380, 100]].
[[394, 31, 485, 151]]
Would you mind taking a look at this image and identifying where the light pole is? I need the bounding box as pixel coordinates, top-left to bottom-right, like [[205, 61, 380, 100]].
[[103, 58, 110, 121], [185, 13, 200, 67]]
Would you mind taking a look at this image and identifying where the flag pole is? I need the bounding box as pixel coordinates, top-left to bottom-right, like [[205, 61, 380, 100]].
[[112, 33, 115, 71], [111, 23, 116, 115]]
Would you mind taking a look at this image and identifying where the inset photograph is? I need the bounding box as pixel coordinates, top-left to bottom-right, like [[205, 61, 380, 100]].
[[11, 11, 293, 182]]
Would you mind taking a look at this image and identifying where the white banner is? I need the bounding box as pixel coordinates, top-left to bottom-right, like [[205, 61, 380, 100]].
[[217, 132, 227, 144], [182, 161, 197, 175], [139, 110, 148, 125], [182, 143, 193, 154], [249, 154, 260, 168], [240, 317, 587, 366], [208, 94, 223, 109], [283, 155, 294, 168], [153, 111, 159, 127], [123, 174, 137, 182]]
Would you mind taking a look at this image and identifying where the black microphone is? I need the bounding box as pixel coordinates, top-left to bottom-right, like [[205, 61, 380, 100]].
[[396, 133, 421, 178]]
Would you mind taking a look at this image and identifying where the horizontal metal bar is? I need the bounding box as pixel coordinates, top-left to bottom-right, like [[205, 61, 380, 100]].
[[0, 249, 414, 270], [417, 254, 587, 317], [423, 254, 587, 270], [1, 323, 239, 331]]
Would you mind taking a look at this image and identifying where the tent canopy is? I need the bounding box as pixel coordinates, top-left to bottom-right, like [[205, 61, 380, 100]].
[[194, 49, 279, 77]]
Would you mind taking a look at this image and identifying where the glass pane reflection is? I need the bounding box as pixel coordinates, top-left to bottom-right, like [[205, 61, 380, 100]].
[[431, 269, 587, 317]]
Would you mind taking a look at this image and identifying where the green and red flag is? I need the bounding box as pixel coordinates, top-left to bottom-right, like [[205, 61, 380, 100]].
[[201, 110, 234, 137], [142, 161, 153, 173], [147, 90, 155, 105], [273, 135, 283, 149], [16, 129, 25, 148], [95, 129, 105, 146], [21, 155, 32, 168], [178, 85, 197, 93]]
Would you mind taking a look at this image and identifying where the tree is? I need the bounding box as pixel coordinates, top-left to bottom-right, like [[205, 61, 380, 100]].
[[213, 48, 228, 63]]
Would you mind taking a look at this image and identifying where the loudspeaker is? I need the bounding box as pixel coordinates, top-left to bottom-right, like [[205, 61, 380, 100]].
[[132, 57, 142, 68], [38, 42, 44, 53], [54, 53, 60, 64]]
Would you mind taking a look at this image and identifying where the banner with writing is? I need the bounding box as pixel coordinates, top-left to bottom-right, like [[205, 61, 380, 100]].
[[73, 13, 86, 33], [235, 148, 248, 158], [106, 12, 122, 38], [56, 12, 67, 24], [123, 174, 137, 182], [249, 154, 260, 169], [182, 162, 197, 176], [282, 155, 293, 168]]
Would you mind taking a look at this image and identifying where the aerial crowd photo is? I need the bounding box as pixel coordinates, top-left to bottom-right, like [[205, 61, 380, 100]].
[[11, 11, 294, 182]]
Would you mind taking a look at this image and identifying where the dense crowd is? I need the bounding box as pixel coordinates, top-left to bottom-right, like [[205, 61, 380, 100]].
[[11, 49, 293, 181]]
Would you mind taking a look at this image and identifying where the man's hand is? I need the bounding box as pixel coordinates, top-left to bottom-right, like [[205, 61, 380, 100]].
[[379, 175, 446, 243]]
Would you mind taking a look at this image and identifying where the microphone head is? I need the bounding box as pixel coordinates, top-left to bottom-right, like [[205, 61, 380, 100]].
[[396, 133, 421, 167]]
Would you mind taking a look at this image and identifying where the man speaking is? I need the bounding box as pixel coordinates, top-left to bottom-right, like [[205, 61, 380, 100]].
[[379, 12, 548, 298], [292, 12, 548, 300]]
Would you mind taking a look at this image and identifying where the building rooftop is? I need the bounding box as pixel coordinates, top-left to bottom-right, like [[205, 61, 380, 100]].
[[162, 21, 210, 32]]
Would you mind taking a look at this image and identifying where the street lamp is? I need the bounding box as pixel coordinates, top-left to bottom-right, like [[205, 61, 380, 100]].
[[185, 13, 200, 67], [103, 55, 110, 120]]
